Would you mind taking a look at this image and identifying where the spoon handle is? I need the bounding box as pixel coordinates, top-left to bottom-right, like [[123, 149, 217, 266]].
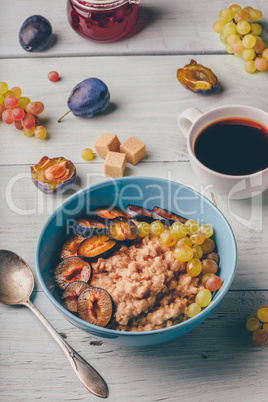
[[24, 300, 108, 398]]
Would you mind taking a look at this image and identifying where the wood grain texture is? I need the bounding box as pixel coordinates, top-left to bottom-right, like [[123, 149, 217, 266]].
[[0, 55, 268, 166], [0, 163, 267, 291], [0, 0, 267, 58], [1, 290, 268, 402]]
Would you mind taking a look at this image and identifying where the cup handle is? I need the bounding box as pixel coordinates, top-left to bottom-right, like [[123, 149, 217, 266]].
[[178, 108, 203, 138]]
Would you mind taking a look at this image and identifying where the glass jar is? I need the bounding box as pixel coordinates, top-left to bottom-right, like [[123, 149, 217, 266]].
[[67, 0, 140, 43]]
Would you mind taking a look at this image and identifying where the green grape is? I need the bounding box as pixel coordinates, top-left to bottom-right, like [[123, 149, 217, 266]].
[[255, 57, 267, 71], [231, 40, 245, 54], [257, 306, 268, 322], [23, 128, 35, 137], [200, 224, 213, 238], [81, 148, 94, 161], [196, 289, 212, 307], [0, 82, 8, 95], [226, 44, 234, 54], [230, 4, 242, 14], [242, 34, 256, 49], [234, 9, 249, 22], [213, 20, 227, 34], [192, 245, 203, 259], [174, 245, 193, 262], [150, 221, 164, 236], [187, 303, 201, 318], [34, 126, 47, 140], [0, 95, 4, 105], [242, 48, 256, 61], [170, 221, 188, 239], [220, 34, 227, 44], [223, 22, 237, 36], [18, 97, 31, 109], [160, 230, 177, 247], [237, 21, 251, 35], [244, 6, 253, 13], [262, 49, 268, 61], [252, 329, 268, 346], [246, 315, 261, 331], [249, 9, 263, 22], [250, 23, 262, 36], [226, 34, 240, 46], [177, 237, 192, 248], [4, 90, 16, 98], [201, 238, 215, 254], [263, 323, 268, 333], [185, 219, 199, 234], [201, 273, 215, 285], [219, 8, 235, 22], [234, 52, 243, 58], [190, 231, 206, 246], [245, 60, 256, 73], [137, 222, 150, 238], [187, 258, 202, 277]]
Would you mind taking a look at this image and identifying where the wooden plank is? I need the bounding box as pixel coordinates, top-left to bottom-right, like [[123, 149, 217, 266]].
[[0, 55, 267, 165], [0, 163, 267, 291], [0, 290, 267, 401], [0, 0, 267, 58]]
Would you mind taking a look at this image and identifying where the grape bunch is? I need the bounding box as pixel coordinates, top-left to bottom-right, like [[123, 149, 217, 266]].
[[246, 305, 268, 346], [0, 82, 47, 139], [213, 5, 268, 73]]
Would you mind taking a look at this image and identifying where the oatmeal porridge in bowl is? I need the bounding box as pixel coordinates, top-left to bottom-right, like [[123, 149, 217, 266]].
[[36, 177, 237, 346]]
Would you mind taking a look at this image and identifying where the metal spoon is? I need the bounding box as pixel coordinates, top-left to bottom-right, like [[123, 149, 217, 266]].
[[0, 250, 108, 398]]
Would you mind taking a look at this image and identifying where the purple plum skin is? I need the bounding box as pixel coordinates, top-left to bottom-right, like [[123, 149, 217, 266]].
[[19, 15, 52, 52], [67, 78, 110, 118]]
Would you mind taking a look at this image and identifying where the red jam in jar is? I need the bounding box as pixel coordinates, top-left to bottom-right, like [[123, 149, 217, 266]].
[[67, 0, 140, 42]]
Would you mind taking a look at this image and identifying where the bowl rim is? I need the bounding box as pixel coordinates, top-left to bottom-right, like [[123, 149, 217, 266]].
[[35, 176, 237, 337]]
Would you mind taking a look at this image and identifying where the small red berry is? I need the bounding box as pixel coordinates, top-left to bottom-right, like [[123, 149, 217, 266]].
[[48, 71, 60, 82]]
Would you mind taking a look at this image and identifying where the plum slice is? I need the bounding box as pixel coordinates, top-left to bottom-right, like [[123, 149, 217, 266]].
[[76, 218, 108, 237], [152, 207, 187, 223], [78, 287, 113, 327], [78, 235, 116, 262], [95, 206, 129, 220], [60, 234, 85, 259], [62, 281, 90, 313], [54, 257, 92, 290], [125, 204, 154, 223], [108, 217, 138, 242]]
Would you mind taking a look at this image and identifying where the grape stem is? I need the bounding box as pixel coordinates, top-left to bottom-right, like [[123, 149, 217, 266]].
[[58, 110, 71, 122]]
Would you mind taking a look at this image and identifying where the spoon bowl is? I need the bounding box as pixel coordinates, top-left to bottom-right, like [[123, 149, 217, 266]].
[[0, 249, 108, 398]]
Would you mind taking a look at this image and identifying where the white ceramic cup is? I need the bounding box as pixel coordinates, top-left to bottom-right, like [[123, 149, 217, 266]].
[[178, 105, 268, 199]]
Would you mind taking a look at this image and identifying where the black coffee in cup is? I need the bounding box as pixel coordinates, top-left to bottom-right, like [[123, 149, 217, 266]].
[[194, 118, 268, 176]]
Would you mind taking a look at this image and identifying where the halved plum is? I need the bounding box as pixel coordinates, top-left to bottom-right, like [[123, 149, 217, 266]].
[[60, 234, 85, 259], [95, 207, 129, 220], [62, 281, 90, 313], [108, 217, 138, 242], [125, 204, 154, 223], [78, 235, 116, 262], [152, 207, 187, 223], [78, 287, 113, 327], [76, 218, 108, 237], [54, 257, 92, 290]]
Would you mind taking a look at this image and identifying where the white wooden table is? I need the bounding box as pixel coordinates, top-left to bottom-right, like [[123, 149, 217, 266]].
[[0, 1, 268, 401]]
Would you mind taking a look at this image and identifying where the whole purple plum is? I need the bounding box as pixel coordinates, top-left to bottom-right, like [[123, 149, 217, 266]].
[[19, 15, 52, 52]]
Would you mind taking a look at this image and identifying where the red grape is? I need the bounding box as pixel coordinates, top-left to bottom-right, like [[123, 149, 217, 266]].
[[14, 120, 24, 130], [2, 109, 14, 124], [4, 95, 18, 108], [252, 329, 268, 346], [202, 259, 218, 274], [205, 275, 222, 291], [22, 113, 35, 129], [25, 101, 45, 115], [48, 71, 60, 82], [12, 107, 25, 120]]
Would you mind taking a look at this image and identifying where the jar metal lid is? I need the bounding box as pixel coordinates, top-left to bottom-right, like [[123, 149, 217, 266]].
[[72, 0, 140, 11]]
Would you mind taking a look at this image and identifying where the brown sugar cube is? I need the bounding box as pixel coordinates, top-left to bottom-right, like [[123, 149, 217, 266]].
[[104, 152, 126, 178], [94, 134, 121, 159], [120, 136, 146, 165]]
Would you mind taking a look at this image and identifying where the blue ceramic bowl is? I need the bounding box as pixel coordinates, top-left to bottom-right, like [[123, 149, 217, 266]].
[[36, 177, 237, 347]]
